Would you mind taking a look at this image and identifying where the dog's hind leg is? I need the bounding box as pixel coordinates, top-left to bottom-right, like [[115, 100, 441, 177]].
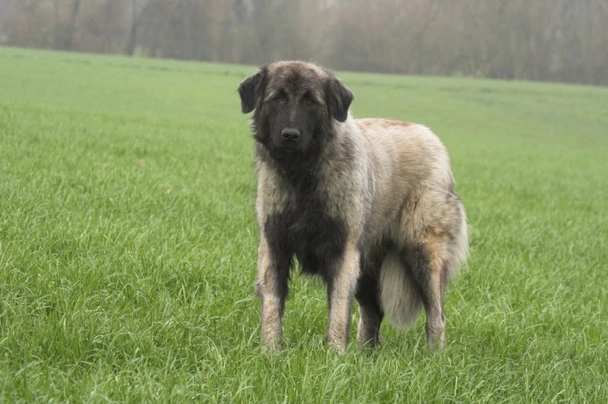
[[355, 248, 386, 347], [403, 237, 449, 350], [325, 244, 361, 352], [355, 271, 384, 347]]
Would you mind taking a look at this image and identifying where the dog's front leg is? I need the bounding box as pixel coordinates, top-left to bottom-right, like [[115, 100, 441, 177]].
[[256, 236, 289, 353], [325, 244, 361, 353]]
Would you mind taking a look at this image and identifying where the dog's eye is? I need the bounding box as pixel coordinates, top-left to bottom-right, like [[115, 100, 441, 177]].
[[303, 98, 315, 107], [275, 96, 287, 105]]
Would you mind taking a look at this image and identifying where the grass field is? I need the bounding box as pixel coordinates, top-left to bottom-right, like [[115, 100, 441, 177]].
[[1, 47, 607, 402]]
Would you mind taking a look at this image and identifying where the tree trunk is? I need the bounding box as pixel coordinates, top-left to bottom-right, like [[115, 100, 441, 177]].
[[126, 0, 138, 56]]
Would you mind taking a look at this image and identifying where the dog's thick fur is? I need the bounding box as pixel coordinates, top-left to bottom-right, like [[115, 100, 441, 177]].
[[238, 61, 468, 352]]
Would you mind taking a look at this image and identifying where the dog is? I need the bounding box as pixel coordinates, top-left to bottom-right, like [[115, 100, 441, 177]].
[[238, 61, 468, 352]]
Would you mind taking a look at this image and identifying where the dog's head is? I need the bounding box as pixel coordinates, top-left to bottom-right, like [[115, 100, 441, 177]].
[[238, 61, 353, 154]]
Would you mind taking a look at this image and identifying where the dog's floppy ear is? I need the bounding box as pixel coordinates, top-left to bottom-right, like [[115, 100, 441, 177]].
[[325, 76, 353, 122], [238, 68, 267, 114]]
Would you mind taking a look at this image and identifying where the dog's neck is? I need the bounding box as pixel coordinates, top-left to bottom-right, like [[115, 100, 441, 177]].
[[257, 143, 322, 192]]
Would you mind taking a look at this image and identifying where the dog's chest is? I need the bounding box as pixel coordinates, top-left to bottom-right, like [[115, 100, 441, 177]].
[[273, 193, 348, 276]]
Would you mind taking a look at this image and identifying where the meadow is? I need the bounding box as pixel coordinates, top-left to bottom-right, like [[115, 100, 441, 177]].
[[0, 47, 606, 402]]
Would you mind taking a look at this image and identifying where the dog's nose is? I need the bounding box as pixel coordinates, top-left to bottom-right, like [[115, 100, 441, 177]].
[[281, 128, 300, 141]]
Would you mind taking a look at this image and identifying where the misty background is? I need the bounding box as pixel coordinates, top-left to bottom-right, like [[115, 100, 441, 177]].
[[1, 0, 606, 86]]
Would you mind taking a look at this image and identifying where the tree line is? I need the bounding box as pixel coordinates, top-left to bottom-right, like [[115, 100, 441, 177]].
[[1, 0, 607, 85]]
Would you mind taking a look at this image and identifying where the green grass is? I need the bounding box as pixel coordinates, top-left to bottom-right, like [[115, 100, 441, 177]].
[[1, 47, 607, 403]]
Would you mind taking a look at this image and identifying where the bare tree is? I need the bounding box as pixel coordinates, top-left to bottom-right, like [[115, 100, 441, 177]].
[[50, 0, 80, 50], [126, 0, 141, 56]]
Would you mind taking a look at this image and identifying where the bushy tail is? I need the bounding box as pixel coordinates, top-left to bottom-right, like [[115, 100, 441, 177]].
[[379, 250, 423, 330]]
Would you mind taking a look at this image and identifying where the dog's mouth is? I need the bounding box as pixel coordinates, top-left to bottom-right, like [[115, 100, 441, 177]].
[[279, 142, 301, 151], [274, 137, 306, 152]]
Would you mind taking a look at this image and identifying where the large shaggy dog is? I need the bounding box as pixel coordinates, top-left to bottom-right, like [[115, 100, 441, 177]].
[[238, 61, 468, 352]]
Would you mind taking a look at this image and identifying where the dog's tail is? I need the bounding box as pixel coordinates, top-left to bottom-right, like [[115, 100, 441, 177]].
[[378, 250, 423, 330]]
